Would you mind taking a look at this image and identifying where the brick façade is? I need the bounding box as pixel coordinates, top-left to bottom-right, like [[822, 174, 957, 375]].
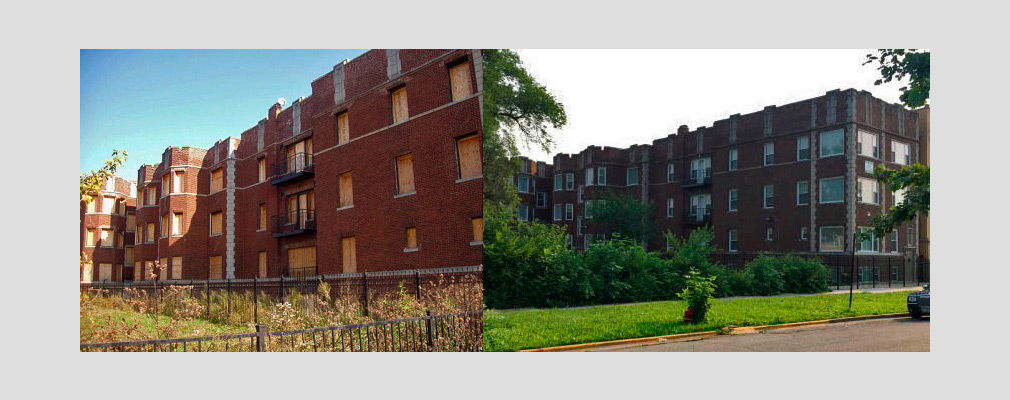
[[80, 176, 137, 282]]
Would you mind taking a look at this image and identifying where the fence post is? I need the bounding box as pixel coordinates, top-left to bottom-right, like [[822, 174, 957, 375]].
[[227, 278, 232, 318], [253, 277, 259, 324], [425, 310, 434, 351], [415, 270, 421, 301], [255, 324, 266, 352], [205, 280, 210, 319], [280, 275, 286, 303], [363, 272, 370, 317]]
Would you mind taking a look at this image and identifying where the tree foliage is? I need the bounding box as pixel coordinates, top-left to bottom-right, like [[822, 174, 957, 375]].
[[80, 149, 128, 203], [864, 49, 930, 109], [868, 163, 930, 239], [482, 49, 567, 205], [587, 191, 655, 244]]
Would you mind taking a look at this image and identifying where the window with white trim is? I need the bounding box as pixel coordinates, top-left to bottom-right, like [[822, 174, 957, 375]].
[[819, 226, 844, 252], [553, 204, 562, 221], [820, 130, 844, 157], [728, 149, 738, 171], [565, 173, 574, 190], [576, 217, 584, 236], [626, 167, 639, 186], [517, 175, 530, 193], [666, 163, 675, 182], [857, 177, 880, 204], [819, 177, 844, 203], [763, 142, 775, 166], [859, 227, 880, 252], [858, 130, 879, 158], [728, 230, 738, 252], [585, 200, 594, 219], [516, 204, 528, 221], [763, 185, 774, 209], [536, 192, 547, 208], [800, 227, 808, 240], [585, 167, 594, 186], [565, 203, 574, 220], [666, 198, 674, 218], [766, 227, 774, 241], [728, 189, 738, 212], [891, 140, 911, 165], [554, 174, 563, 191], [797, 136, 810, 161], [597, 167, 607, 186], [796, 181, 810, 205]]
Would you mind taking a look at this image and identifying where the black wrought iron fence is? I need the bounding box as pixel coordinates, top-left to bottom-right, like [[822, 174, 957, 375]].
[[708, 252, 929, 289]]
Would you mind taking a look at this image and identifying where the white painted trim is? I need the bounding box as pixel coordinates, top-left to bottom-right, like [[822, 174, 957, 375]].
[[394, 191, 417, 199], [456, 175, 482, 184]]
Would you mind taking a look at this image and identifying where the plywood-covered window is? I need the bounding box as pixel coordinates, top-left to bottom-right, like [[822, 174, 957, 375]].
[[125, 247, 134, 265], [287, 246, 316, 277], [259, 204, 267, 230], [85, 229, 95, 247], [133, 262, 141, 281], [337, 112, 349, 144], [81, 263, 93, 283], [172, 257, 182, 280], [210, 211, 223, 236], [98, 263, 112, 281], [86, 199, 97, 213], [161, 214, 169, 238], [146, 223, 155, 243], [173, 171, 184, 193], [395, 154, 415, 195], [456, 134, 482, 180], [126, 213, 135, 230], [101, 196, 115, 214], [172, 213, 183, 236], [211, 168, 224, 192], [449, 61, 473, 101], [258, 158, 267, 182], [286, 191, 314, 226], [144, 261, 154, 280], [101, 228, 113, 247], [116, 231, 124, 248], [162, 174, 170, 196], [391, 87, 408, 124], [339, 172, 353, 207], [258, 251, 267, 278], [341, 237, 357, 273], [209, 256, 223, 280], [472, 217, 483, 243], [405, 227, 418, 250], [146, 187, 156, 205], [159, 258, 168, 280]]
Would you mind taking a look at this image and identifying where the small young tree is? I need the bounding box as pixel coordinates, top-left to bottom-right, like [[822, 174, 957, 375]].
[[587, 191, 655, 245], [678, 267, 717, 323]]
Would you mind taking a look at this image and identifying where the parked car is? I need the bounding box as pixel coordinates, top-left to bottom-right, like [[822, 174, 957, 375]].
[[907, 284, 930, 319]]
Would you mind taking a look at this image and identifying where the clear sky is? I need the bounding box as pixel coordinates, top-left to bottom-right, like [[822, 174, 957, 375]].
[[515, 49, 907, 162], [80, 49, 368, 177]]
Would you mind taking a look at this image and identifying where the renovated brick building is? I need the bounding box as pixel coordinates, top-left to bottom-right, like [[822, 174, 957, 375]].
[[517, 89, 925, 261], [80, 176, 137, 282], [120, 49, 483, 282]]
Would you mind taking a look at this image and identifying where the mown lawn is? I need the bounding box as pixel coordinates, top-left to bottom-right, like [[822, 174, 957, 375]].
[[81, 305, 249, 343], [484, 291, 913, 352]]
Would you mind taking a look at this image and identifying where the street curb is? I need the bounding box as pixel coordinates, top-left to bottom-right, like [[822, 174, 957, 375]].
[[520, 313, 910, 352]]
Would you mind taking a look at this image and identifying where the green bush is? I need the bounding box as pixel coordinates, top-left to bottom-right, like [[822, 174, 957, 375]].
[[710, 265, 752, 298], [746, 256, 785, 296], [677, 267, 717, 323], [777, 255, 831, 293]]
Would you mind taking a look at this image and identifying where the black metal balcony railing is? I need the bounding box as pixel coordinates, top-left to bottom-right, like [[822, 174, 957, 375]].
[[685, 206, 712, 225], [271, 209, 316, 238], [284, 266, 318, 278], [271, 152, 314, 185], [684, 169, 712, 187]]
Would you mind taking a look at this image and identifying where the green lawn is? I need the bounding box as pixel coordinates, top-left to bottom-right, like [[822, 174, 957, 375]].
[[484, 291, 913, 352], [81, 305, 249, 343]]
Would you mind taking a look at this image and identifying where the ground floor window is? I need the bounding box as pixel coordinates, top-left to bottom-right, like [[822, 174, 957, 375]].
[[819, 226, 844, 252]]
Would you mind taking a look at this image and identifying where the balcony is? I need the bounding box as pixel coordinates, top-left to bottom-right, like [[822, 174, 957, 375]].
[[683, 169, 712, 188], [272, 209, 316, 238], [271, 153, 314, 185], [284, 266, 318, 278], [684, 206, 712, 226]]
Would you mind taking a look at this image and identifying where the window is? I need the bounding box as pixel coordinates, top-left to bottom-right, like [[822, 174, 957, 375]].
[[666, 163, 675, 182], [336, 112, 350, 145], [143, 223, 153, 243], [98, 263, 112, 282], [728, 149, 738, 171], [162, 175, 170, 197], [126, 214, 135, 230], [819, 177, 844, 203], [796, 181, 810, 205], [565, 203, 574, 220], [566, 234, 573, 248], [259, 204, 267, 230], [341, 237, 357, 273], [800, 227, 809, 240], [517, 205, 528, 221], [859, 227, 880, 252], [536, 192, 547, 208], [763, 143, 775, 166], [210, 211, 223, 236], [85, 229, 96, 247], [565, 173, 574, 190], [258, 159, 267, 182], [766, 227, 775, 241], [627, 167, 639, 185], [144, 261, 154, 280], [117, 231, 124, 248], [585, 167, 594, 186], [339, 172, 353, 208], [258, 251, 267, 278], [597, 167, 607, 186], [864, 160, 875, 174], [472, 217, 483, 243], [172, 213, 182, 236], [286, 138, 313, 173], [728, 189, 738, 212], [894, 188, 907, 205], [891, 231, 898, 252], [576, 217, 584, 236], [172, 257, 182, 280], [405, 227, 418, 250], [395, 154, 416, 195], [666, 198, 675, 218], [554, 174, 563, 191], [728, 230, 738, 252], [125, 247, 134, 265], [86, 199, 96, 213], [208, 168, 223, 191], [81, 263, 93, 283], [585, 200, 593, 219], [146, 187, 156, 205], [797, 136, 810, 161], [101, 196, 115, 214], [209, 256, 223, 280], [891, 140, 910, 165], [553, 204, 562, 221], [161, 215, 169, 238], [819, 227, 844, 252], [820, 130, 844, 157], [456, 134, 482, 179], [858, 130, 879, 158], [136, 225, 142, 244], [391, 87, 409, 123], [577, 185, 584, 203], [857, 177, 880, 204], [907, 227, 916, 247], [517, 175, 530, 193], [763, 185, 774, 209], [690, 158, 711, 184], [449, 61, 473, 101]]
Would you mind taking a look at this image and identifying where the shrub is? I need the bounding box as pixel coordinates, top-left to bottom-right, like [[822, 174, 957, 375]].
[[710, 265, 752, 298], [677, 268, 717, 323], [777, 255, 831, 293], [747, 256, 785, 296]]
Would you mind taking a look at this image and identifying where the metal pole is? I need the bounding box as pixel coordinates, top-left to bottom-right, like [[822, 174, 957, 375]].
[[227, 278, 232, 318], [849, 232, 857, 310], [415, 270, 422, 301], [363, 272, 370, 317], [255, 324, 266, 352], [425, 310, 434, 351], [254, 277, 259, 324], [205, 280, 210, 319]]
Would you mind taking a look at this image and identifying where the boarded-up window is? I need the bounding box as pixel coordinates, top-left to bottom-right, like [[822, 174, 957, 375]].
[[287, 246, 317, 277], [342, 237, 357, 273], [173, 171, 183, 193], [133, 262, 141, 281], [101, 229, 113, 247], [450, 61, 473, 101], [116, 231, 124, 248], [211, 168, 224, 191], [172, 213, 182, 236], [472, 218, 483, 243], [339, 172, 353, 207], [456, 134, 482, 179], [146, 187, 156, 205], [126, 213, 135, 229], [259, 204, 267, 230], [210, 211, 223, 236], [391, 87, 408, 123], [81, 263, 93, 283], [162, 175, 170, 196], [337, 112, 349, 144], [85, 229, 95, 247], [172, 257, 182, 279], [258, 251, 267, 278], [406, 227, 418, 249], [159, 258, 168, 280], [102, 196, 115, 214], [125, 247, 134, 265], [86, 199, 96, 213], [119, 199, 126, 215], [395, 154, 415, 194], [144, 261, 154, 280], [161, 215, 169, 237], [136, 225, 142, 244], [209, 256, 223, 279], [258, 158, 267, 182], [98, 263, 112, 281], [146, 223, 155, 242]]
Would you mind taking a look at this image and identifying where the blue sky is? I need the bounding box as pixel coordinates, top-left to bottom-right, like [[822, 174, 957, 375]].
[[80, 49, 368, 176]]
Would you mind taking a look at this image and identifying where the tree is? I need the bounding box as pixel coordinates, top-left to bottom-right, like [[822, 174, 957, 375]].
[[867, 163, 929, 239], [586, 191, 655, 244], [483, 49, 567, 205], [80, 149, 128, 203], [863, 49, 930, 109]]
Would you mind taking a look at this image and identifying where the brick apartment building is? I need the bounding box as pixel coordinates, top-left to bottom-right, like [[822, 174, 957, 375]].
[[516, 89, 925, 260], [80, 176, 138, 282], [90, 49, 483, 282]]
